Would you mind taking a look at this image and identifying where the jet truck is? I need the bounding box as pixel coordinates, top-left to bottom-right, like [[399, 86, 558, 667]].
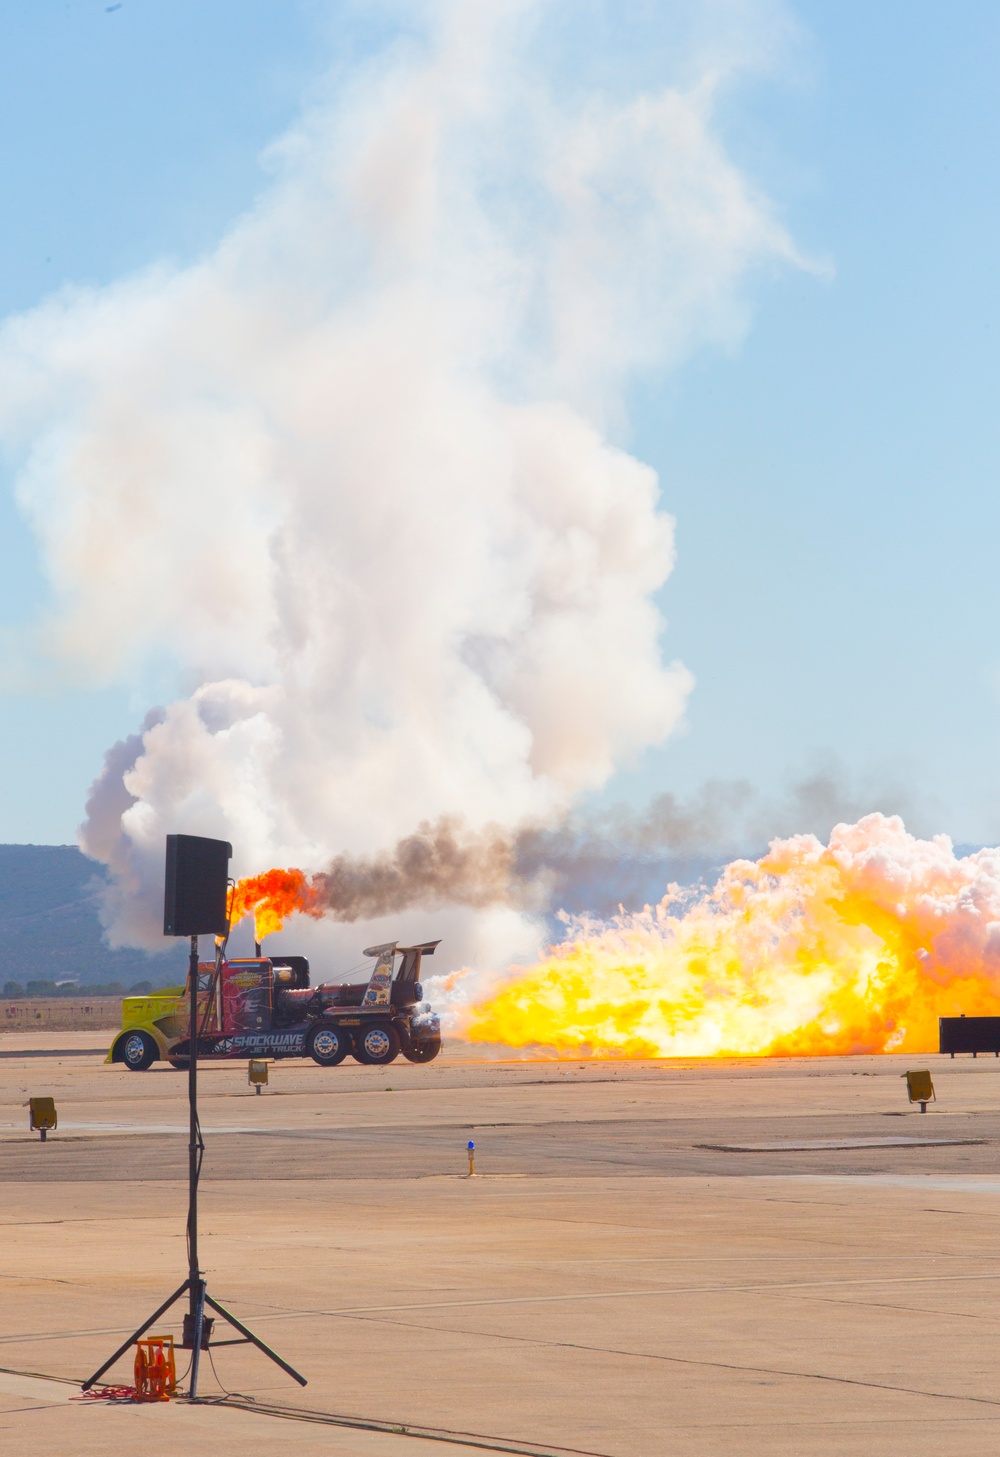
[[106, 940, 442, 1071]]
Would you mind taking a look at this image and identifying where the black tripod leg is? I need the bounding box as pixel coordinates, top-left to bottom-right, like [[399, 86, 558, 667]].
[[203, 1293, 307, 1387], [81, 1279, 190, 1390]]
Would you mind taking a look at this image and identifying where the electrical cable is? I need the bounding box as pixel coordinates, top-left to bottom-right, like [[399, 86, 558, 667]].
[[73, 1384, 137, 1402], [205, 1343, 241, 1399]]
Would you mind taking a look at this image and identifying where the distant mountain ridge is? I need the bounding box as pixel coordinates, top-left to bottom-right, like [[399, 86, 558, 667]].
[[0, 844, 188, 986]]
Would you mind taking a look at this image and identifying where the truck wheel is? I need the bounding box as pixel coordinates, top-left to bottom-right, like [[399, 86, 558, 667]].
[[403, 1037, 441, 1063], [121, 1031, 158, 1071], [355, 1022, 400, 1065], [307, 1023, 351, 1067]]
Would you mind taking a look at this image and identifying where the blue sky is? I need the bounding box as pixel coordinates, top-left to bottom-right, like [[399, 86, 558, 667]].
[[641, 0, 1000, 841], [1, 0, 998, 850]]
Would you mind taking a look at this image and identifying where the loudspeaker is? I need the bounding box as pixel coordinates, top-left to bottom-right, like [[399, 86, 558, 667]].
[[163, 834, 233, 937]]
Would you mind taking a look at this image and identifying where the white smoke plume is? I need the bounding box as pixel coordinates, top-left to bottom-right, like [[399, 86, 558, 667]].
[[0, 0, 803, 965]]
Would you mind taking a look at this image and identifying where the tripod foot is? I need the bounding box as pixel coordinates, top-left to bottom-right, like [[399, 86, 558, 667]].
[[82, 1280, 190, 1391]]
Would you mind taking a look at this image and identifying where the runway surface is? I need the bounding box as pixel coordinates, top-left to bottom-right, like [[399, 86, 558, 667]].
[[3, 1034, 1000, 1455]]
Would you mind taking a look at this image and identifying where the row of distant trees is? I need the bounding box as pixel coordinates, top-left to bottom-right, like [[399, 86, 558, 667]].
[[2, 980, 153, 1000]]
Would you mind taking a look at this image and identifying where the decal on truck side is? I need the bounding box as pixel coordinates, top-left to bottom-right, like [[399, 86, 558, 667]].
[[362, 945, 395, 1007], [211, 1032, 307, 1055]]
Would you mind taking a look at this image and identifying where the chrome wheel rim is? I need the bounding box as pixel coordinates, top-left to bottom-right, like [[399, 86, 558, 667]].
[[364, 1028, 390, 1060], [313, 1029, 339, 1059], [124, 1033, 146, 1064]]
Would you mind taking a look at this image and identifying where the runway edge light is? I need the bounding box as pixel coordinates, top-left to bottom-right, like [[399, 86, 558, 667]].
[[29, 1096, 57, 1141], [903, 1070, 935, 1113]]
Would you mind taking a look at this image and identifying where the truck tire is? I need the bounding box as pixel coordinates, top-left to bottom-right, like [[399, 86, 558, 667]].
[[354, 1022, 400, 1065], [307, 1023, 351, 1067], [121, 1031, 158, 1071], [403, 1037, 441, 1063]]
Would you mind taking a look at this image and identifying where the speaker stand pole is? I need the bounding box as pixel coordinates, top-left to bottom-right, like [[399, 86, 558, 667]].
[[186, 932, 206, 1396], [82, 933, 305, 1396]]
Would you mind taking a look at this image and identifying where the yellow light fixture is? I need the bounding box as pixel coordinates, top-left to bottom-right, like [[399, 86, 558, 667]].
[[29, 1096, 57, 1141], [903, 1069, 935, 1112]]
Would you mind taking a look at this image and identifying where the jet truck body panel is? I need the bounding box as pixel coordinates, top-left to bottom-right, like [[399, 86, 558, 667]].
[[107, 941, 442, 1070]]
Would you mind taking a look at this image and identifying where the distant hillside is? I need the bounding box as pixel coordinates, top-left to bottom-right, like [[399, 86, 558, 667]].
[[0, 845, 188, 987]]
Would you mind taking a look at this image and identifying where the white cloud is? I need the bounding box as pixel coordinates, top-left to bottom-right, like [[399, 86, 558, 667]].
[[0, 0, 802, 960]]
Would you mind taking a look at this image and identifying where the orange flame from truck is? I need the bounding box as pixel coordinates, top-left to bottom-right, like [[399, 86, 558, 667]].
[[463, 814, 1000, 1057], [227, 868, 321, 941]]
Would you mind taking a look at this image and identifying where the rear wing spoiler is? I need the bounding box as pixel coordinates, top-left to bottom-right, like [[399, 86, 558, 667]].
[[396, 941, 440, 985]]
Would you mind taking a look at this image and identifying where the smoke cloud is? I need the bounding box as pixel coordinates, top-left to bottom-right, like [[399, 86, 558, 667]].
[[313, 816, 526, 923], [516, 761, 927, 916], [0, 1, 804, 963], [236, 757, 909, 931]]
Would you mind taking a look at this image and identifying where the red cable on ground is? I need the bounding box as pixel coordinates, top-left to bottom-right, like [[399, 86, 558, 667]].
[[72, 1385, 140, 1401]]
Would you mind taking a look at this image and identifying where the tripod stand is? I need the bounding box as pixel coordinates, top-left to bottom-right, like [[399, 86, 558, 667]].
[[83, 934, 306, 1397]]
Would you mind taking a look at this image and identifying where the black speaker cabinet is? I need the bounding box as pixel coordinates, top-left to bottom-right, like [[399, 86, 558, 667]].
[[163, 834, 233, 937]]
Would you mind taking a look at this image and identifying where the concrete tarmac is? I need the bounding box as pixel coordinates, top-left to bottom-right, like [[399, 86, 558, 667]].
[[3, 1033, 1000, 1454]]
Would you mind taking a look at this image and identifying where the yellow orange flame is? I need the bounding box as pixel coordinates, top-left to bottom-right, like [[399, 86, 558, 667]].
[[227, 867, 321, 942], [463, 814, 1000, 1056]]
